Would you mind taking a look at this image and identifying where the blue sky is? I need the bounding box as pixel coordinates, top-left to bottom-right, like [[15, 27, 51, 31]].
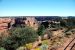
[[0, 0, 75, 16]]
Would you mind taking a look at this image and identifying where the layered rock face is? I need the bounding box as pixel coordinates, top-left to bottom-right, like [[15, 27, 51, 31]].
[[0, 17, 39, 32], [24, 17, 39, 30], [0, 17, 39, 36], [0, 18, 15, 33]]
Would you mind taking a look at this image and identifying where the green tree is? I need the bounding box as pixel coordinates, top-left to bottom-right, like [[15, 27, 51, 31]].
[[60, 20, 67, 27], [0, 47, 6, 50], [1, 27, 38, 50], [37, 25, 45, 36]]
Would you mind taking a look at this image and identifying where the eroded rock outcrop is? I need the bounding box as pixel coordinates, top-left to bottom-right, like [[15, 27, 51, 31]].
[[0, 18, 15, 36], [24, 17, 39, 30]]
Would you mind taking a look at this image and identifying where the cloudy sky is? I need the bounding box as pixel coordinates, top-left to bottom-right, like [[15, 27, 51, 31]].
[[0, 0, 75, 16]]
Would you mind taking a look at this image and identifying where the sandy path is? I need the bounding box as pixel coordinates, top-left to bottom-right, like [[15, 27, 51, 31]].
[[57, 37, 75, 50]]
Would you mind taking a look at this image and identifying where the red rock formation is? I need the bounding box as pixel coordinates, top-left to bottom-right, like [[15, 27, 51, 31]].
[[0, 18, 15, 33], [24, 17, 39, 30]]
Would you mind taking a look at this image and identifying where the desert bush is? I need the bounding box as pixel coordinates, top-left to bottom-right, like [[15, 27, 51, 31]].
[[16, 46, 27, 50], [42, 29, 53, 39], [64, 30, 75, 38], [34, 47, 41, 50], [42, 40, 49, 45], [1, 27, 38, 50], [25, 43, 33, 50], [37, 25, 45, 36], [40, 44, 48, 50], [0, 47, 6, 50]]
